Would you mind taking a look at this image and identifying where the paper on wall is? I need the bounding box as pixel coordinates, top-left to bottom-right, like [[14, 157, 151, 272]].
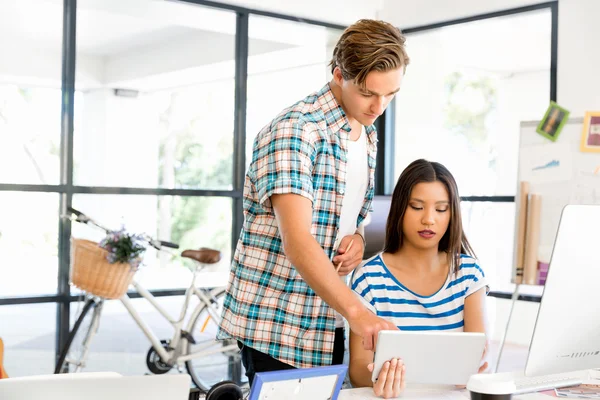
[[519, 143, 574, 184]]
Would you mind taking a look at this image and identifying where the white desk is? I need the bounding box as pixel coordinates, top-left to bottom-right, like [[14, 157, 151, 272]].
[[339, 369, 600, 399], [339, 385, 557, 400], [339, 385, 468, 400]]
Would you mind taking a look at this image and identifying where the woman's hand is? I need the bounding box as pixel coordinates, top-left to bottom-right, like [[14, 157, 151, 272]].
[[478, 358, 489, 373], [478, 340, 489, 373], [456, 347, 489, 389], [367, 358, 406, 399]]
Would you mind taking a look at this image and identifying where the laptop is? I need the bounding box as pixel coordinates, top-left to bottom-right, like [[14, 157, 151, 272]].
[[0, 372, 191, 400]]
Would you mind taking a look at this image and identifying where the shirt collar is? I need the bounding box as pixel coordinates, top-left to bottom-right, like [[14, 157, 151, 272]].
[[316, 83, 378, 145]]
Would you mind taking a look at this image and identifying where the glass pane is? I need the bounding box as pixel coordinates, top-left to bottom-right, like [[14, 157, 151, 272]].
[[66, 294, 243, 386], [246, 16, 343, 164], [73, 1, 236, 189], [0, 303, 56, 376], [72, 194, 232, 291], [0, 192, 59, 296], [394, 9, 551, 196], [461, 201, 516, 290], [66, 296, 188, 375], [0, 0, 62, 185]]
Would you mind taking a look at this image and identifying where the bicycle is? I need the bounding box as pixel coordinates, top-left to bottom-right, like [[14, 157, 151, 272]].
[[54, 207, 246, 392]]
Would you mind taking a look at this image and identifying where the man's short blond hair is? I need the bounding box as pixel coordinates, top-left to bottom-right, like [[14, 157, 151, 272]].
[[330, 19, 410, 87]]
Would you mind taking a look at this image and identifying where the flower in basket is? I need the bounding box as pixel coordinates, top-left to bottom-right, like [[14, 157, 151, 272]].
[[99, 228, 147, 269]]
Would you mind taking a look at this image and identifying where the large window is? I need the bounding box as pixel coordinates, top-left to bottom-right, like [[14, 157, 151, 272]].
[[0, 0, 554, 378], [64, 296, 188, 375], [0, 304, 56, 377], [0, 0, 63, 186], [69, 0, 237, 293], [0, 87, 61, 185], [0, 0, 349, 377], [246, 16, 343, 162], [73, 1, 236, 190], [0, 0, 63, 298], [0, 192, 59, 296], [72, 194, 232, 290], [394, 8, 553, 291]]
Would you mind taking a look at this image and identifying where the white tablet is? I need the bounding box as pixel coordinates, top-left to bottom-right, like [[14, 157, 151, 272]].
[[371, 330, 486, 385]]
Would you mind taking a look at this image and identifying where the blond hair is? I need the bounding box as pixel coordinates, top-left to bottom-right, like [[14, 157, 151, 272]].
[[330, 19, 409, 87]]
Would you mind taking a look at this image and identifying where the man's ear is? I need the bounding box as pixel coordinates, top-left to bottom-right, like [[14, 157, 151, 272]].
[[332, 66, 345, 86]]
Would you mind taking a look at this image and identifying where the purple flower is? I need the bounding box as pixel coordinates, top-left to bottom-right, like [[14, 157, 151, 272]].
[[99, 228, 147, 268]]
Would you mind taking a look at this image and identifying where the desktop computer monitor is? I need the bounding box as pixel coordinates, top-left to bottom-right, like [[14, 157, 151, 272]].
[[363, 195, 392, 259], [524, 204, 600, 376], [468, 205, 600, 396]]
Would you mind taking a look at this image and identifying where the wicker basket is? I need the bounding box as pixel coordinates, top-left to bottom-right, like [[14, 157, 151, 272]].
[[70, 238, 136, 299]]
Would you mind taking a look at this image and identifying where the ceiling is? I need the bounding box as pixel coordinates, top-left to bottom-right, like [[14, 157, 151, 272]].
[[0, 0, 338, 91]]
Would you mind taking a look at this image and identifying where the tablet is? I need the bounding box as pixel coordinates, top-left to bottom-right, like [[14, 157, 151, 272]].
[[371, 330, 486, 385]]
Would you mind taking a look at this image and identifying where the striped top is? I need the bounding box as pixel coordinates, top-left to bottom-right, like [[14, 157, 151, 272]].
[[218, 83, 378, 368], [350, 253, 487, 331]]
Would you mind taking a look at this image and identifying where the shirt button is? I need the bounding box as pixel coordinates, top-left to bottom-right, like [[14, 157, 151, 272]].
[[339, 188, 345, 195]]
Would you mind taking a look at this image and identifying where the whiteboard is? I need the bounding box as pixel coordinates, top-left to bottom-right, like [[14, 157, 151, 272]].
[[513, 117, 600, 283]]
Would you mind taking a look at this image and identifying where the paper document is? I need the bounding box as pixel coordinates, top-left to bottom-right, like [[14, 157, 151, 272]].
[[555, 382, 600, 399]]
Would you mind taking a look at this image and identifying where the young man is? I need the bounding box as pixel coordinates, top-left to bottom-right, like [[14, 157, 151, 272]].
[[218, 19, 410, 384]]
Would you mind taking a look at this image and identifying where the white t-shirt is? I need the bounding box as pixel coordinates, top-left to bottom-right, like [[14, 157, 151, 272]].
[[334, 126, 369, 327]]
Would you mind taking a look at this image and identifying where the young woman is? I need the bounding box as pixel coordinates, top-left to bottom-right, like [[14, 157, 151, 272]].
[[349, 159, 489, 399]]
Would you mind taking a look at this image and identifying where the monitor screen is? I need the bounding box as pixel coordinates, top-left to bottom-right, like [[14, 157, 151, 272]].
[[363, 195, 392, 259], [525, 204, 600, 376]]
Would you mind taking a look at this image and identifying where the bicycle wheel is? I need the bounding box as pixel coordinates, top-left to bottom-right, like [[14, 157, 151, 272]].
[[185, 287, 247, 391], [55, 297, 104, 373]]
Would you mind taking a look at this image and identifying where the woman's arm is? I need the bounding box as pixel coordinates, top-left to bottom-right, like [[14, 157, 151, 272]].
[[464, 287, 490, 372]]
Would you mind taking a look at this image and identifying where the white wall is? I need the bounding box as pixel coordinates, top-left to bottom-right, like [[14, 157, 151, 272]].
[[556, 0, 600, 115], [380, 0, 600, 345]]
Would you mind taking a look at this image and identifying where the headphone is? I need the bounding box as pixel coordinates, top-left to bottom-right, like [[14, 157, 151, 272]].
[[205, 380, 244, 400]]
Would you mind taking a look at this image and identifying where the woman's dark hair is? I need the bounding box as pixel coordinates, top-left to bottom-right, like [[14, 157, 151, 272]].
[[383, 159, 476, 273]]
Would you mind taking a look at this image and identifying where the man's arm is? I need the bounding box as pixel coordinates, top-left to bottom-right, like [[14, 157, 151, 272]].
[[349, 330, 375, 388], [271, 193, 396, 350]]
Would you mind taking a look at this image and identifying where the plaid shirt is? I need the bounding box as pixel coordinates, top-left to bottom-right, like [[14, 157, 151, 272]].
[[218, 83, 378, 368]]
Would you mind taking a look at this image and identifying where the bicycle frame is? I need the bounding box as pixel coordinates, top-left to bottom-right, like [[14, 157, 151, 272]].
[[117, 268, 238, 366], [62, 207, 239, 372]]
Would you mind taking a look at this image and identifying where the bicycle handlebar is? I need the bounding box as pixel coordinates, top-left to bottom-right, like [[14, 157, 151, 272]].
[[68, 206, 84, 218], [65, 207, 179, 251], [160, 241, 180, 249]]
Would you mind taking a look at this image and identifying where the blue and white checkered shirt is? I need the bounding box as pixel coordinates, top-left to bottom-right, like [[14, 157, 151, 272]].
[[218, 83, 378, 368]]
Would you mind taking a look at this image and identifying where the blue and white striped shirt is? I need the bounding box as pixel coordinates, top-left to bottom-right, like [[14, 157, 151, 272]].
[[350, 253, 487, 331]]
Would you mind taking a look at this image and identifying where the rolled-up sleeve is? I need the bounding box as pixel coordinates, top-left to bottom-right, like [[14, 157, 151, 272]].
[[254, 120, 316, 208]]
